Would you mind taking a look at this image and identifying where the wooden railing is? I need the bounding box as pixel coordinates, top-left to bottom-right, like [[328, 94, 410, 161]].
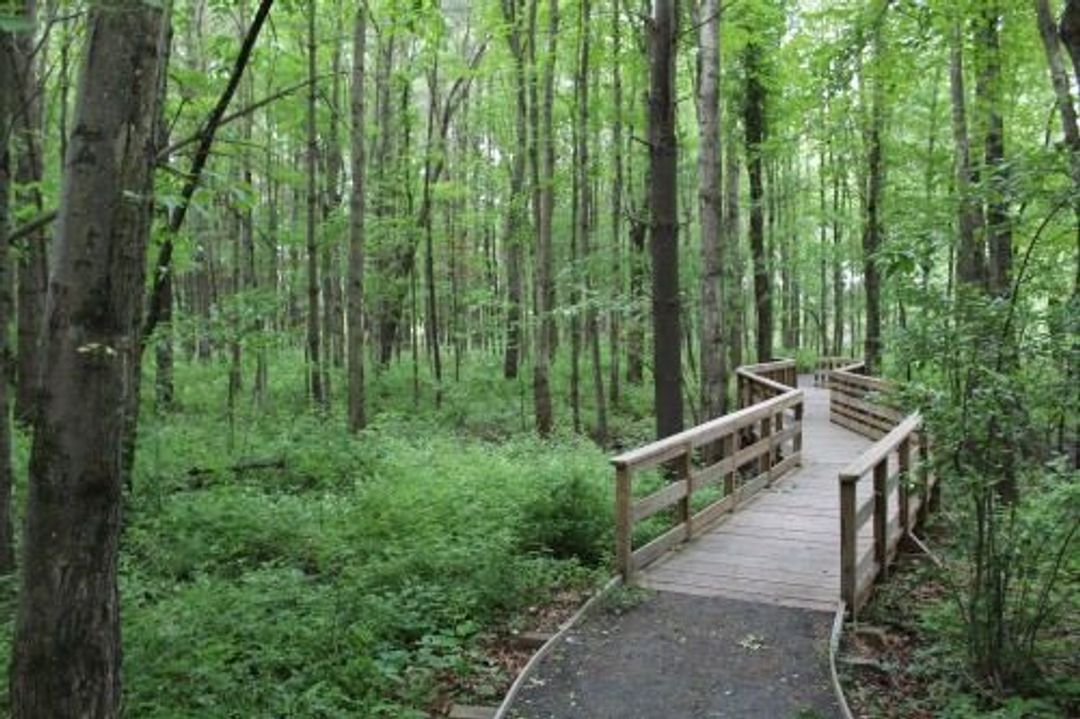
[[611, 360, 803, 580], [736, 359, 797, 408], [839, 413, 938, 616], [814, 356, 857, 388], [827, 362, 905, 440]]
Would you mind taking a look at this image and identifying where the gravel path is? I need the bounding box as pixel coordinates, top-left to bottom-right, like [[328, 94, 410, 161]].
[[508, 590, 841, 719]]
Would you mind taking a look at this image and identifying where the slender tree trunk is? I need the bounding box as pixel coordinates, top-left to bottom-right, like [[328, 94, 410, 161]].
[[306, 0, 324, 407], [577, 0, 606, 441], [698, 0, 725, 418], [347, 5, 366, 432], [11, 3, 47, 426], [978, 2, 1011, 299], [608, 0, 623, 408], [10, 2, 166, 713], [531, 0, 556, 435], [650, 0, 683, 439], [862, 19, 885, 373], [725, 128, 743, 372], [743, 43, 771, 363], [0, 14, 17, 575], [503, 1, 527, 381], [950, 19, 986, 288], [832, 147, 844, 355]]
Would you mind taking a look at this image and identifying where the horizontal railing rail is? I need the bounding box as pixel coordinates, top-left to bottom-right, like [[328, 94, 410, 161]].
[[839, 412, 938, 616], [611, 360, 803, 580], [826, 362, 905, 440]]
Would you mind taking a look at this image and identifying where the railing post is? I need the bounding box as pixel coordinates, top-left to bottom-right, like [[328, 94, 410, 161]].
[[898, 437, 911, 535], [721, 433, 735, 497], [794, 399, 804, 458], [873, 459, 889, 581], [761, 413, 773, 482], [615, 466, 633, 580], [840, 476, 857, 616], [678, 449, 693, 538]]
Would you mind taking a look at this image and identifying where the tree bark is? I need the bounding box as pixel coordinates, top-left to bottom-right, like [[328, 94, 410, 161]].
[[531, 0, 556, 435], [347, 5, 366, 432], [698, 0, 725, 419], [11, 0, 47, 426], [862, 17, 885, 373], [743, 42, 771, 363], [950, 18, 986, 289], [502, 0, 527, 381], [0, 11, 18, 575], [306, 0, 324, 407], [724, 126, 743, 371], [608, 0, 623, 408], [649, 0, 683, 439], [9, 1, 166, 713]]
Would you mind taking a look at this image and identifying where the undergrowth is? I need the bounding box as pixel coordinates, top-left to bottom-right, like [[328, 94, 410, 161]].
[[0, 351, 629, 717]]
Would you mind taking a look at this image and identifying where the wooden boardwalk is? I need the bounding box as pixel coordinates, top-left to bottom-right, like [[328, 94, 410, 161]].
[[636, 376, 876, 612]]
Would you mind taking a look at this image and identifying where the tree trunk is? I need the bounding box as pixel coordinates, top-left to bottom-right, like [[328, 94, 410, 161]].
[[698, 0, 725, 419], [862, 20, 885, 373], [608, 0, 623, 408], [578, 0, 606, 441], [0, 14, 17, 575], [725, 128, 743, 371], [743, 42, 771, 363], [978, 2, 1011, 299], [649, 0, 683, 439], [503, 1, 527, 381], [9, 2, 166, 713], [306, 0, 324, 407], [531, 0, 556, 435], [950, 19, 986, 288], [347, 5, 366, 432], [11, 3, 47, 426]]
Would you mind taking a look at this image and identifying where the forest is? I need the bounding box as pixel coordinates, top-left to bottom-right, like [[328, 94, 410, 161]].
[[0, 0, 1077, 716]]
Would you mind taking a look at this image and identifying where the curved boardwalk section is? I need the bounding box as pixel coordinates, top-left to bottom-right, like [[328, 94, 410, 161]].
[[637, 378, 872, 611]]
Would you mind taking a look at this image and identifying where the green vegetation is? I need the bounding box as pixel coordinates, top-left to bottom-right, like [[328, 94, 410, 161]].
[[2, 355, 618, 717]]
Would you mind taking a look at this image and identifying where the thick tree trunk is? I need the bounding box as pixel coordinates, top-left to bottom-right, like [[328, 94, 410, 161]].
[[9, 2, 166, 713], [347, 6, 366, 432], [743, 43, 771, 363], [698, 0, 725, 419], [650, 0, 683, 439]]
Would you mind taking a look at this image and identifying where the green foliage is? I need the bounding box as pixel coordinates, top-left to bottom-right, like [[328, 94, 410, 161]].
[[518, 469, 612, 564]]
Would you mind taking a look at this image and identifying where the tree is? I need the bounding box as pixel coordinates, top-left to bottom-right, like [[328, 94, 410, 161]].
[[744, 41, 771, 363], [0, 3, 17, 576], [305, 0, 325, 407], [9, 1, 167, 713], [649, 0, 682, 439], [531, 0, 556, 435], [347, 4, 367, 432], [697, 0, 725, 419]]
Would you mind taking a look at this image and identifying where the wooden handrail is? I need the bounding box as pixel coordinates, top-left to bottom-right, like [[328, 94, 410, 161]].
[[611, 360, 804, 580], [826, 364, 904, 440], [837, 409, 939, 617]]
